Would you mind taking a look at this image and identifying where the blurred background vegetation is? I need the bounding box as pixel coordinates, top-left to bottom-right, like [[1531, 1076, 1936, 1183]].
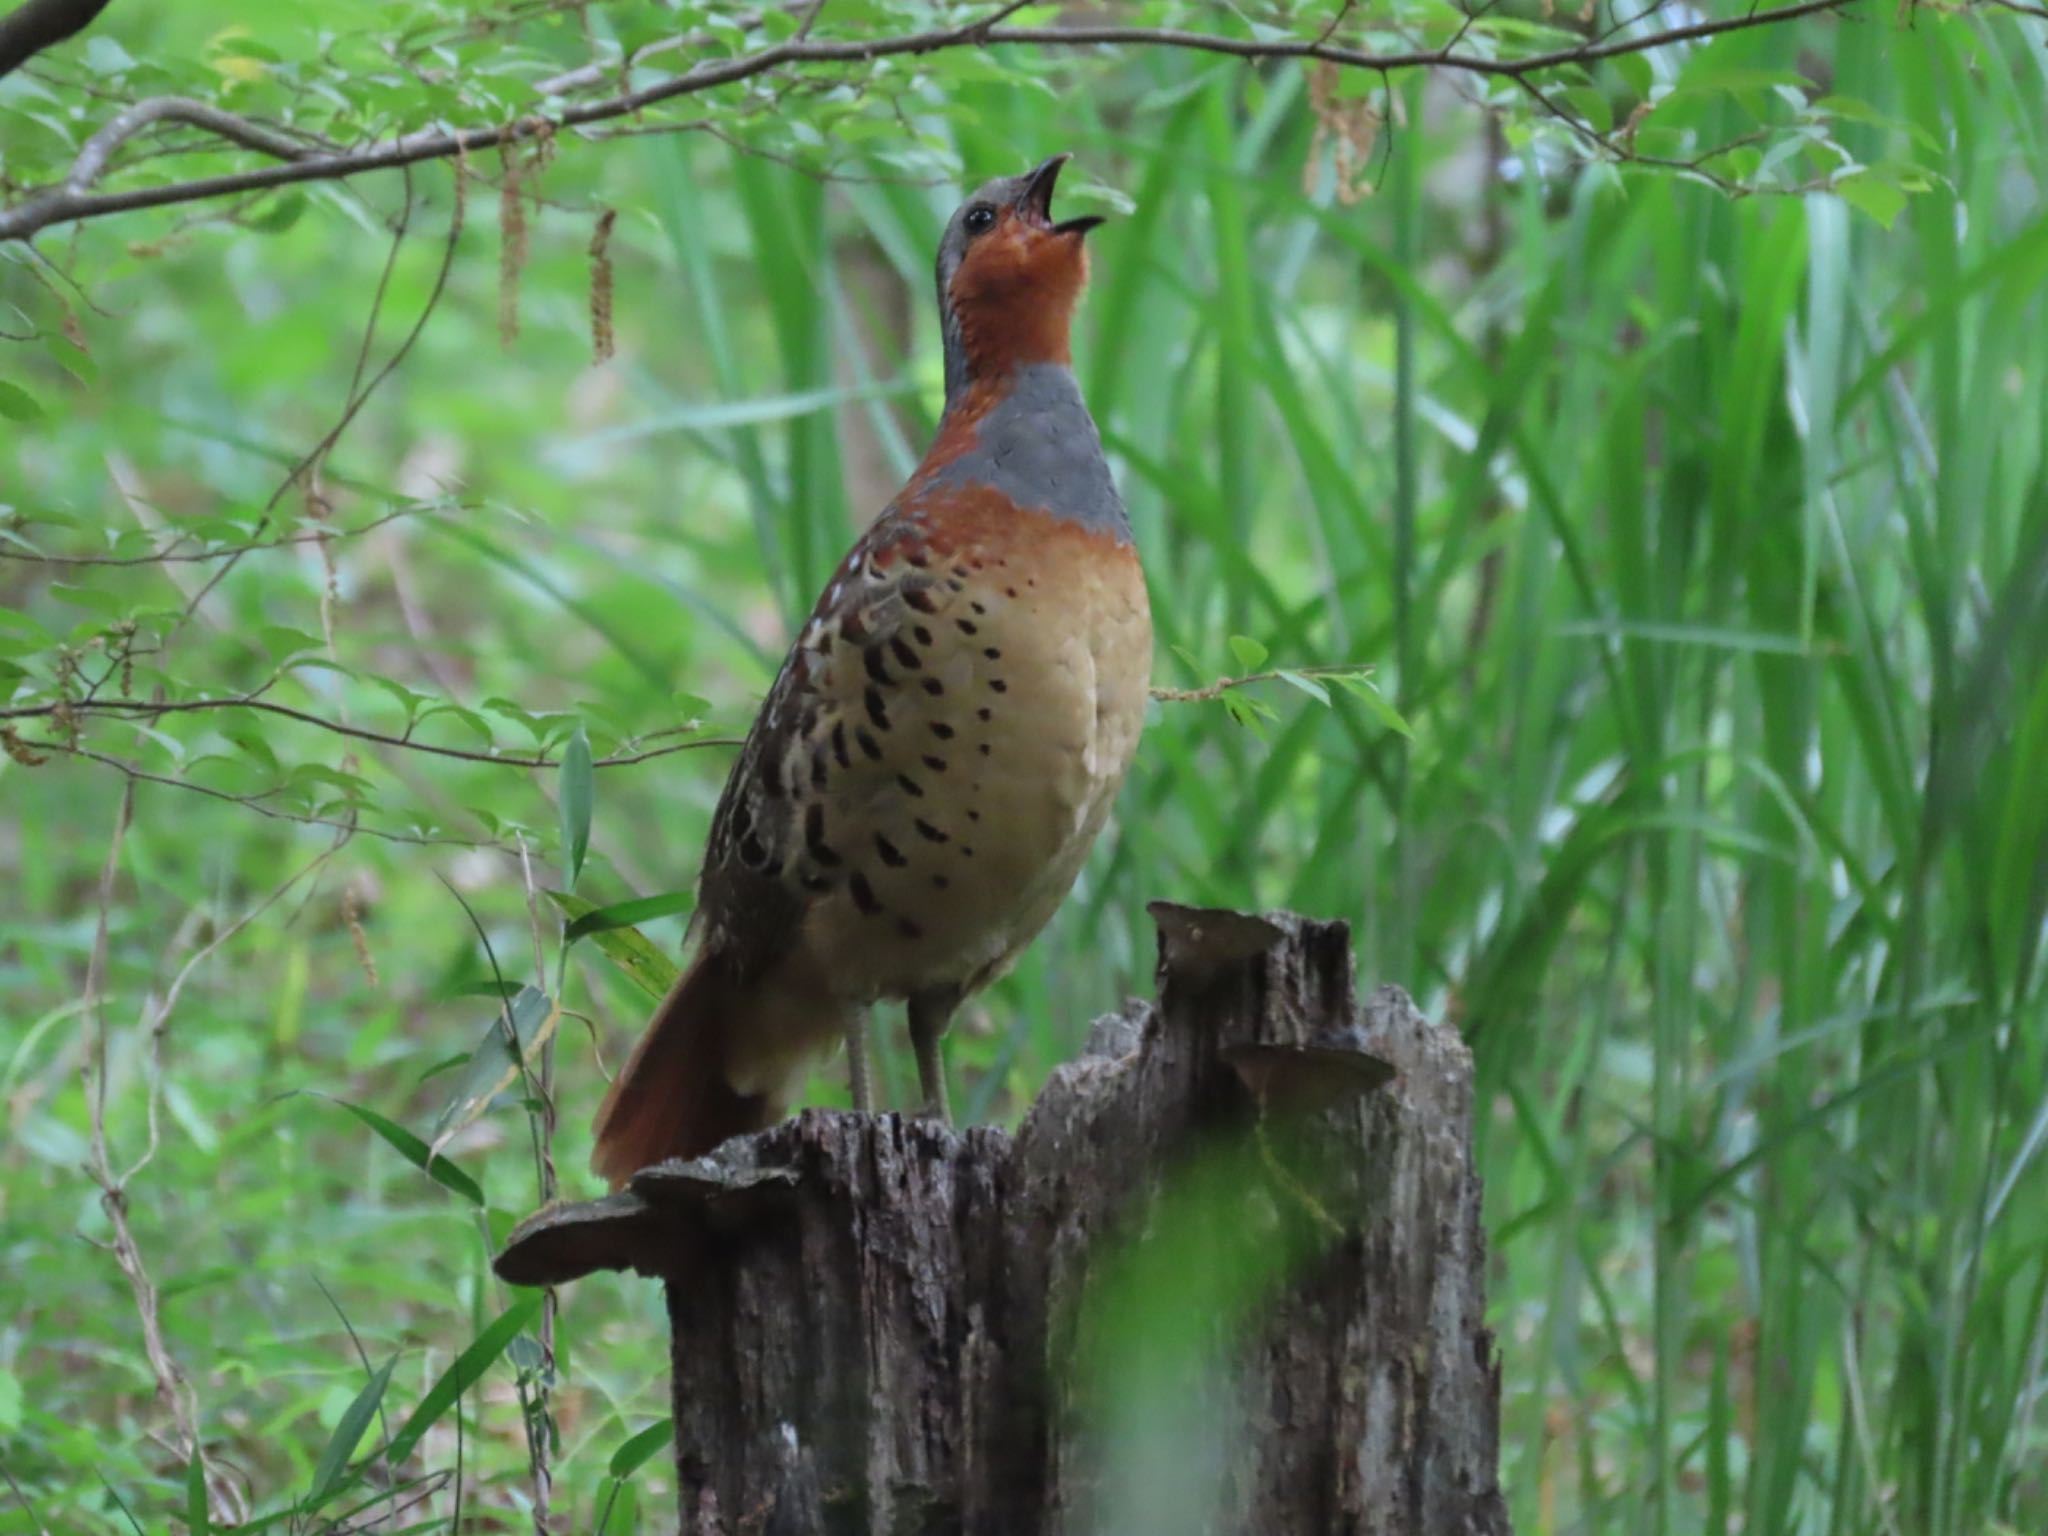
[[4, 1, 2047, 1531]]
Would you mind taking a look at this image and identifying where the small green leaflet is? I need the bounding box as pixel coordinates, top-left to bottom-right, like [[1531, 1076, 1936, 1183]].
[[1274, 669, 1331, 706], [609, 1417, 674, 1478], [560, 722, 593, 890], [0, 381, 44, 422], [1328, 671, 1414, 739], [1220, 690, 1277, 740], [1228, 634, 1269, 672]]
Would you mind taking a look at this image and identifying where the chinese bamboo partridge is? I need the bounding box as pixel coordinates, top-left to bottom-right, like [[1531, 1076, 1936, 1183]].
[[592, 155, 1151, 1187]]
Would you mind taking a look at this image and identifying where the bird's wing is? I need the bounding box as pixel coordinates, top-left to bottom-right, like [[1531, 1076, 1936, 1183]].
[[695, 507, 956, 973]]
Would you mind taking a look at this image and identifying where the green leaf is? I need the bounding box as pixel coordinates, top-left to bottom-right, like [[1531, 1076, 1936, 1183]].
[[82, 35, 138, 74], [547, 891, 680, 999], [309, 1358, 394, 1502], [560, 722, 593, 889], [47, 582, 124, 614], [259, 626, 327, 661], [1330, 673, 1414, 739], [1834, 172, 1906, 230], [1227, 635, 1268, 672], [384, 1294, 544, 1467], [414, 702, 495, 746], [367, 675, 428, 723], [427, 987, 561, 1159], [186, 1450, 212, 1536], [608, 1417, 675, 1478], [244, 190, 307, 234], [562, 889, 695, 940], [0, 381, 44, 422], [1220, 690, 1269, 740], [1274, 670, 1331, 707], [323, 1096, 484, 1206]]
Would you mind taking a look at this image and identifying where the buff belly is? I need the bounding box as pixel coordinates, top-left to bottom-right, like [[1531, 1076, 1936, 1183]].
[[799, 531, 1151, 1003]]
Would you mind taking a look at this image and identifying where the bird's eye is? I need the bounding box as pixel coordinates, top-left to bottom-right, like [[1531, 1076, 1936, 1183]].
[[963, 204, 997, 235]]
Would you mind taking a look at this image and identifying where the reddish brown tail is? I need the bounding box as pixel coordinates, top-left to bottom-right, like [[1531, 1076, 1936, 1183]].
[[590, 948, 771, 1190]]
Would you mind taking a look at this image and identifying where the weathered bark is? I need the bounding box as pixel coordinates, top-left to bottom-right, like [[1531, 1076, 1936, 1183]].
[[498, 903, 1508, 1535]]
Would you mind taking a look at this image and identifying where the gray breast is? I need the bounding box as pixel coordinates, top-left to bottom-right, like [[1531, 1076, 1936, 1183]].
[[927, 364, 1131, 544]]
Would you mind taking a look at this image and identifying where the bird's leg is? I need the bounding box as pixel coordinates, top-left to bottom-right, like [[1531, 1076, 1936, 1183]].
[[906, 988, 959, 1126], [844, 1008, 874, 1115]]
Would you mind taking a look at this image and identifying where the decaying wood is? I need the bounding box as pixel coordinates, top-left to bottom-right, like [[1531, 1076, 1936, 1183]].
[[498, 902, 1509, 1535]]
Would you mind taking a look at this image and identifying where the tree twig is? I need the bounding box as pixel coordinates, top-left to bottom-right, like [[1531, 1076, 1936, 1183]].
[[32, 740, 510, 846], [0, 693, 740, 768], [1149, 663, 1375, 704], [0, 500, 437, 566], [0, 0, 1860, 243]]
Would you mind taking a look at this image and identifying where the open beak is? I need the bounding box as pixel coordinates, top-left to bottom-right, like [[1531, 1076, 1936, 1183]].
[[1020, 153, 1106, 237]]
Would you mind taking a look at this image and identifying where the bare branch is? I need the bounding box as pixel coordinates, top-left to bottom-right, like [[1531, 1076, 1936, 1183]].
[[0, 1, 1860, 243], [0, 0, 114, 81]]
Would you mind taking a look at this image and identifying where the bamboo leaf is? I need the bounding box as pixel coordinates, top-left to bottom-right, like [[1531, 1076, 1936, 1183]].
[[560, 722, 593, 889], [608, 1417, 675, 1478], [548, 890, 682, 999], [309, 1357, 395, 1502], [384, 1295, 543, 1467], [562, 889, 695, 940], [323, 1096, 484, 1207]]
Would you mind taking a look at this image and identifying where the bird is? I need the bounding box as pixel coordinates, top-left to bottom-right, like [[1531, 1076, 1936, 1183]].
[[590, 154, 1152, 1188]]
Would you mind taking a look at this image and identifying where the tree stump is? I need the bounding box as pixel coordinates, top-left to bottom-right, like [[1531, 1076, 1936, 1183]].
[[496, 903, 1509, 1535]]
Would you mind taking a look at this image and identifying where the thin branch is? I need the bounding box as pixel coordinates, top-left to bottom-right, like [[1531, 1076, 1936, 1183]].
[[0, 501, 436, 566], [38, 740, 508, 846], [0, 1456, 50, 1536], [0, 0, 114, 81], [1150, 664, 1376, 705], [794, 0, 830, 45], [0, 693, 741, 767], [62, 97, 324, 193], [172, 168, 461, 623], [0, 0, 1859, 243], [79, 778, 216, 1518]]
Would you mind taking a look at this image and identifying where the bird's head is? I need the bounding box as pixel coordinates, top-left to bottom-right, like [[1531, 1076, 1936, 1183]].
[[936, 154, 1104, 405]]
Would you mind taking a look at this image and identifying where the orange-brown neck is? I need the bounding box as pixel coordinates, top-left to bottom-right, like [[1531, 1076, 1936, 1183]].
[[940, 212, 1087, 410]]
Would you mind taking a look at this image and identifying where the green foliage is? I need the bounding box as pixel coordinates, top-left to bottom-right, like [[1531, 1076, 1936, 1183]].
[[4, 1, 2048, 1533]]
